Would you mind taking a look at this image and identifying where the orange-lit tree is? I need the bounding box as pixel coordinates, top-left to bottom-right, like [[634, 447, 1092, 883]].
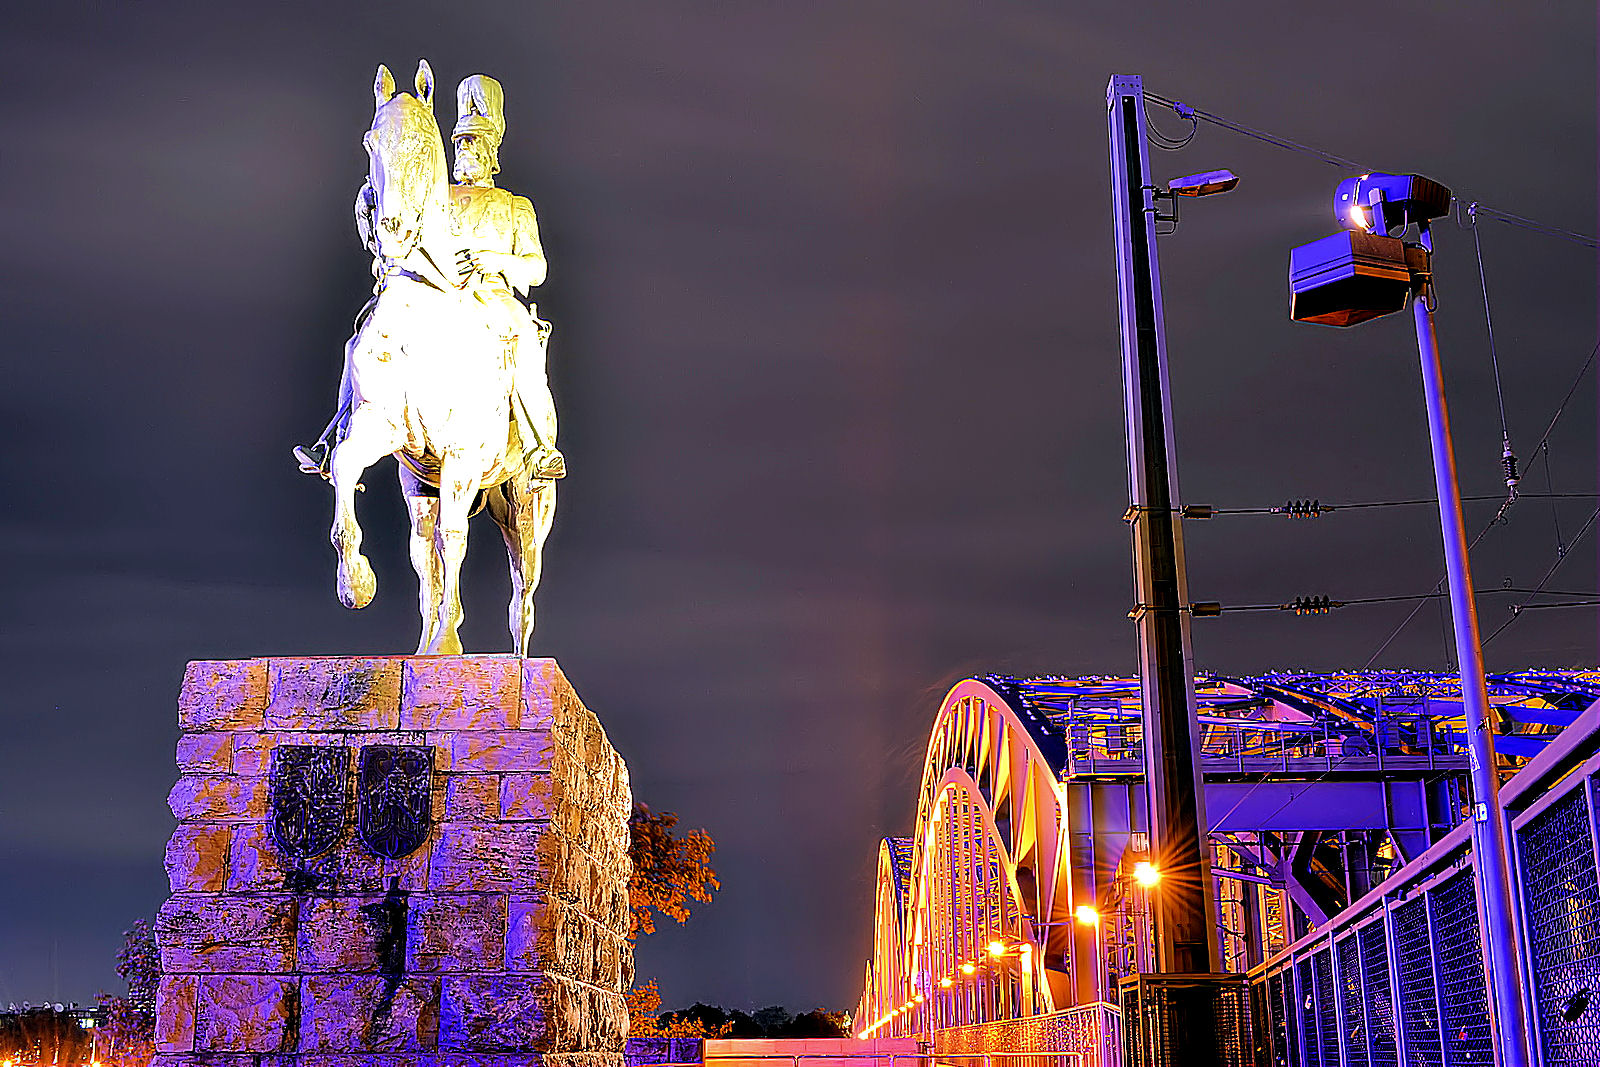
[[627, 804, 722, 1037]]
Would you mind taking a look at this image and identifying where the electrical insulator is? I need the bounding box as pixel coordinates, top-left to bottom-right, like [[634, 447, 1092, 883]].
[[1501, 437, 1519, 495], [1279, 499, 1328, 519], [1288, 595, 1336, 615]]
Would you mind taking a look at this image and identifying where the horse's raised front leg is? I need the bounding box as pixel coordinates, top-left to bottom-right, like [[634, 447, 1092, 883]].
[[427, 458, 479, 655], [398, 463, 444, 655], [329, 404, 402, 610], [488, 476, 557, 656]]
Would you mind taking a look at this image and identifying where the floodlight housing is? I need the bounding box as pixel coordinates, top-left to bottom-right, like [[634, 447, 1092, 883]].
[[1336, 172, 1451, 235], [1289, 230, 1430, 327], [1168, 169, 1239, 197]]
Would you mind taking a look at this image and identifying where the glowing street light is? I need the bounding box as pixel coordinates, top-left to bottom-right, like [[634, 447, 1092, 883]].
[[986, 940, 1007, 958], [939, 976, 954, 989], [1074, 904, 1102, 925], [1133, 861, 1161, 887], [959, 961, 977, 976]]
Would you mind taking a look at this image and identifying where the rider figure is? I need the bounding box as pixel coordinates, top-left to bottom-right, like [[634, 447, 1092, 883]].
[[296, 73, 565, 481]]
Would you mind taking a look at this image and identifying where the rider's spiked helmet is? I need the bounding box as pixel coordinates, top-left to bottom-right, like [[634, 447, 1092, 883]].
[[453, 75, 505, 177], [453, 75, 506, 146]]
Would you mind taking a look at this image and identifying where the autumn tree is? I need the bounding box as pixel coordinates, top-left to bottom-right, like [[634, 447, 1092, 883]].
[[628, 804, 719, 937], [627, 804, 721, 1036]]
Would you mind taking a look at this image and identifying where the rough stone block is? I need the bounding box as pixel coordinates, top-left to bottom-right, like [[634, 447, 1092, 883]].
[[266, 658, 402, 730], [446, 730, 554, 774], [300, 973, 440, 1052], [176, 732, 236, 773], [445, 774, 501, 821], [225, 823, 289, 893], [296, 895, 383, 972], [155, 974, 198, 1053], [521, 658, 574, 731], [500, 772, 552, 822], [403, 657, 522, 730], [168, 775, 266, 822], [232, 733, 270, 776], [157, 893, 296, 973], [180, 660, 267, 731], [165, 823, 231, 893], [439, 975, 550, 1052], [430, 823, 553, 892], [409, 893, 508, 973], [194, 974, 297, 1052]]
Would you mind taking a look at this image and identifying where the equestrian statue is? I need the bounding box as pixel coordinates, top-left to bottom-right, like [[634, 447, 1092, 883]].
[[295, 60, 563, 656]]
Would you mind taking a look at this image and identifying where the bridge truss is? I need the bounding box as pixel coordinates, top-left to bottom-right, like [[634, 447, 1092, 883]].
[[854, 668, 1598, 1057]]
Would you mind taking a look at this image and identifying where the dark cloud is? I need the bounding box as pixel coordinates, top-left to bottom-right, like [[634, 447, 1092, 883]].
[[1, 0, 1593, 1013]]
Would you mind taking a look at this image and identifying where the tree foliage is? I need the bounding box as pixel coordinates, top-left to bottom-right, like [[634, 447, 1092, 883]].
[[654, 1003, 852, 1039], [626, 804, 721, 1035], [95, 918, 159, 1066], [628, 804, 719, 937]]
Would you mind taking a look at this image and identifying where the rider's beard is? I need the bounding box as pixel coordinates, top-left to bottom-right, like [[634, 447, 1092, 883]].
[[453, 144, 492, 186]]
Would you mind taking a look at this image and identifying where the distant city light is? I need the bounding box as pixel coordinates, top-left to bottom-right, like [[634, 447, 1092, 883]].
[[1134, 861, 1161, 887]]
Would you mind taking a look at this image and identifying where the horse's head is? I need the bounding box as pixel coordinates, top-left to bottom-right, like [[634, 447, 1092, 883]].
[[365, 61, 446, 262]]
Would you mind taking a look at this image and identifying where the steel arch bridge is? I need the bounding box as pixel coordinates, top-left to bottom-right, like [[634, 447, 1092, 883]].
[[854, 668, 1599, 1057]]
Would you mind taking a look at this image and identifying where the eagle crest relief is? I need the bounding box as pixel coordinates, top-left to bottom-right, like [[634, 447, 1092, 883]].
[[268, 746, 350, 860], [357, 745, 435, 859]]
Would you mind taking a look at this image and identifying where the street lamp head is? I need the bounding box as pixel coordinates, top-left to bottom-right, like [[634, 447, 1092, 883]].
[[1168, 169, 1239, 197]]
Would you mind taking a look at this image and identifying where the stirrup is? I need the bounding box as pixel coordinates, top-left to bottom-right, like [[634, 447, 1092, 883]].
[[293, 442, 330, 477], [532, 450, 566, 480]]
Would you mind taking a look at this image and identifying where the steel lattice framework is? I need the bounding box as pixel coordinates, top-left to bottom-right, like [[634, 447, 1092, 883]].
[[855, 668, 1600, 1052]]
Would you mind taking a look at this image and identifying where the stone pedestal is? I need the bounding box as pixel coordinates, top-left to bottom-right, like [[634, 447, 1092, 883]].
[[154, 656, 633, 1067]]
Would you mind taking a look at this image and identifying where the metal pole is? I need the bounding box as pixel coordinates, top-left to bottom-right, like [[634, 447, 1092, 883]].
[[1410, 222, 1531, 1067], [1106, 72, 1218, 976]]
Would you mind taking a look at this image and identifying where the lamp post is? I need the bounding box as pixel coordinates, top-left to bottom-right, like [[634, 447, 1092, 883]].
[[1289, 173, 1532, 1067], [1106, 73, 1234, 977]]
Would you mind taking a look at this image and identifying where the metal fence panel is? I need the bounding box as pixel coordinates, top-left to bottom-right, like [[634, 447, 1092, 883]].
[[1312, 949, 1337, 1066], [1296, 958, 1319, 1067], [1266, 971, 1291, 1067], [1429, 869, 1491, 1063], [1518, 784, 1600, 1065], [1393, 895, 1443, 1067], [1357, 921, 1397, 1067], [1336, 937, 1368, 1067]]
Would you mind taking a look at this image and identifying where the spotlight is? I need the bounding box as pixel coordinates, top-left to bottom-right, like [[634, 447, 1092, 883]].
[[1074, 904, 1102, 925], [1133, 861, 1161, 887], [1335, 173, 1451, 236], [1291, 173, 1450, 327]]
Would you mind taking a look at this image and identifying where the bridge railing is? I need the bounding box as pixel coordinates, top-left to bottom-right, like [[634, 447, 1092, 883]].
[[932, 1002, 1119, 1067], [1248, 695, 1600, 1066], [1058, 713, 1460, 779]]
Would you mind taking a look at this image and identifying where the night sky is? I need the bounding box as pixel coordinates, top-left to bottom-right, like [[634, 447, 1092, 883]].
[[2, 1, 1594, 1016]]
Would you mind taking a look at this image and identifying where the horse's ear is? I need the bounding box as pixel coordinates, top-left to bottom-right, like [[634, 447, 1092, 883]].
[[415, 60, 435, 112], [374, 64, 395, 108]]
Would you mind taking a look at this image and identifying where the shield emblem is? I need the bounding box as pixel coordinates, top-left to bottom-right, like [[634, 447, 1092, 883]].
[[357, 745, 435, 859], [267, 746, 350, 860]]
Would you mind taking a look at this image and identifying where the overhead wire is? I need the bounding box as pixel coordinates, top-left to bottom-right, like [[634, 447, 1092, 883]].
[[1142, 91, 1598, 248], [1204, 493, 1598, 517]]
